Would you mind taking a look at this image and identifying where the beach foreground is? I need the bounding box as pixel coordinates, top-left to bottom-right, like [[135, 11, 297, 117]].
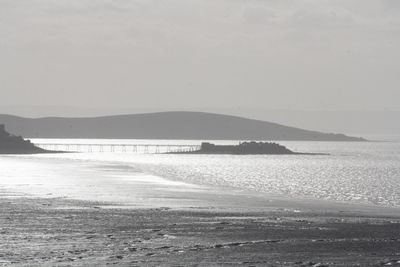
[[1, 196, 400, 266]]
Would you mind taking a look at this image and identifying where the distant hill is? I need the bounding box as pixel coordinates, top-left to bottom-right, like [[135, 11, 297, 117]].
[[0, 112, 365, 141]]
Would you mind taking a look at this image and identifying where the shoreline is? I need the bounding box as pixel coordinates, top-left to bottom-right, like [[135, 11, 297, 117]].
[[1, 193, 400, 266]]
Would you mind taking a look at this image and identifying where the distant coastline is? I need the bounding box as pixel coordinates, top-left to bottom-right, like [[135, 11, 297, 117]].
[[0, 111, 366, 142]]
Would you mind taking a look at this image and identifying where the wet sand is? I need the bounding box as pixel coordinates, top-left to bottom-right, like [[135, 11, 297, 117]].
[[1, 194, 400, 266], [2, 154, 400, 266]]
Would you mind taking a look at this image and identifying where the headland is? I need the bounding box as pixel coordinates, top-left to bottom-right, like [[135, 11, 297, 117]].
[[0, 124, 57, 154]]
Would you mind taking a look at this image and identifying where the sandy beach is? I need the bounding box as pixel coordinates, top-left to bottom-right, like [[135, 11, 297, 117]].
[[1, 185, 400, 266]]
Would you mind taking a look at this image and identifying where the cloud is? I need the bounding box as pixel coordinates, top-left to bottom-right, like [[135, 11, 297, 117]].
[[382, 0, 400, 9], [381, 0, 400, 16], [289, 7, 357, 29], [1, 0, 400, 112], [242, 6, 276, 24]]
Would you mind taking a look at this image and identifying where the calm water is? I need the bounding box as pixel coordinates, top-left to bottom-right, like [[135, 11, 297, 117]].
[[1, 138, 400, 207]]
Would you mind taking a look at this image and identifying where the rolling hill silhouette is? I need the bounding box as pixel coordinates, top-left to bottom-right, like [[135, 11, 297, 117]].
[[0, 112, 365, 141]]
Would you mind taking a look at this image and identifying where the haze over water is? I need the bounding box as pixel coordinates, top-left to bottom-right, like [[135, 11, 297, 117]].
[[1, 138, 399, 208]]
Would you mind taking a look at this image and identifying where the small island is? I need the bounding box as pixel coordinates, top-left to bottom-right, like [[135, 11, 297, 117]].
[[172, 141, 326, 155], [0, 124, 55, 154]]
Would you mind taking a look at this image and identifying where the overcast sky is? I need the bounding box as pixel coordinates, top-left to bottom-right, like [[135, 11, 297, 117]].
[[1, 0, 399, 120]]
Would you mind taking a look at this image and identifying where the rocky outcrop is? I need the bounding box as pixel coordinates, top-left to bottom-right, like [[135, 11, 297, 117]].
[[0, 124, 51, 154], [197, 142, 295, 154], [172, 141, 328, 155]]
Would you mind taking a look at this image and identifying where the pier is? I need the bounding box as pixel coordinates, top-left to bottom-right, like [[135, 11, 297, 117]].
[[33, 142, 201, 154]]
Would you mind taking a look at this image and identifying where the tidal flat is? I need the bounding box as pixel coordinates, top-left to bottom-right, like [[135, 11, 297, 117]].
[[1, 196, 400, 267]]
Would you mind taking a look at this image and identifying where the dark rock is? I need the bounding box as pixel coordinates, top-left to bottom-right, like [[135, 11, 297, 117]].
[[0, 124, 55, 154], [172, 141, 325, 155]]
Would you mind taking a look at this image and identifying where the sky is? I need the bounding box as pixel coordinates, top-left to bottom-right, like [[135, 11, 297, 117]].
[[0, 0, 399, 133]]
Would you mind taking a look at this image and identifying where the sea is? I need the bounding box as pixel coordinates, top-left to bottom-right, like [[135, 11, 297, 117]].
[[1, 135, 399, 208]]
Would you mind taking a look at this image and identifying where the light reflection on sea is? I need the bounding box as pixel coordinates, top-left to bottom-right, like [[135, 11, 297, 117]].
[[2, 138, 400, 207]]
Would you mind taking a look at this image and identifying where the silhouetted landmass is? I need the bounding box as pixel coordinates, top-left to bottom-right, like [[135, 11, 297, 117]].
[[0, 112, 366, 141], [173, 141, 327, 155], [178, 141, 295, 154], [0, 124, 53, 154]]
